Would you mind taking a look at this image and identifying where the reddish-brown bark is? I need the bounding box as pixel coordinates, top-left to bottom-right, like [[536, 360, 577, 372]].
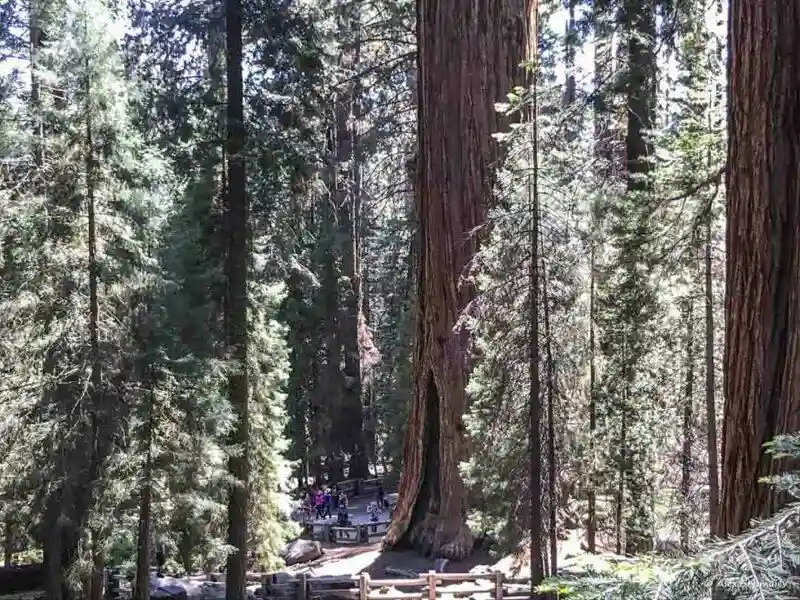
[[717, 0, 800, 537], [383, 0, 535, 560]]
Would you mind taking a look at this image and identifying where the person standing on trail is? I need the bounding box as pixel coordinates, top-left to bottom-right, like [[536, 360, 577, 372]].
[[331, 484, 340, 510], [337, 492, 350, 526], [314, 489, 325, 519], [323, 488, 332, 518]]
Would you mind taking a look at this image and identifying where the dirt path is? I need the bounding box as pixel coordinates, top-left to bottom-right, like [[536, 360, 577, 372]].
[[288, 529, 602, 579]]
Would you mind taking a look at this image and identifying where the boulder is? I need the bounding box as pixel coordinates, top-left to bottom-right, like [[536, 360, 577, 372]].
[[151, 584, 188, 600], [468, 565, 493, 575], [266, 571, 293, 584], [198, 582, 226, 600], [280, 539, 324, 566], [247, 583, 262, 600]]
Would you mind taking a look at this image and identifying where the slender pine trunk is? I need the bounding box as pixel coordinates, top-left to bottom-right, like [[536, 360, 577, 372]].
[[224, 0, 250, 595], [616, 339, 627, 556], [85, 58, 104, 600], [541, 258, 557, 575], [587, 242, 597, 553], [3, 522, 11, 567], [704, 219, 719, 536], [528, 0, 543, 583], [134, 381, 156, 600], [680, 298, 695, 552]]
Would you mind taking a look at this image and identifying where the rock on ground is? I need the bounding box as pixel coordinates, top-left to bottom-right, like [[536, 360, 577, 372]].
[[280, 539, 325, 566]]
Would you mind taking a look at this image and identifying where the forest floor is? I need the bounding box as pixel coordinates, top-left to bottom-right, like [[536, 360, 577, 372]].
[[286, 529, 592, 578]]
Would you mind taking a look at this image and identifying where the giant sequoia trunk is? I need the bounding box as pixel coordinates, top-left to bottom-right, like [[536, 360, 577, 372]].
[[224, 0, 250, 597], [383, 0, 534, 561], [717, 0, 800, 538]]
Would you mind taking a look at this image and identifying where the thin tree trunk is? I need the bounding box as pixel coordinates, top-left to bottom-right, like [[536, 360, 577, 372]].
[[593, 0, 613, 182], [541, 257, 557, 575], [85, 60, 104, 600], [717, 0, 800, 538], [3, 522, 11, 567], [528, 3, 543, 585], [623, 0, 655, 185], [704, 218, 719, 537], [89, 530, 104, 600], [385, 0, 537, 561], [563, 0, 576, 107], [587, 242, 597, 553], [588, 0, 609, 554], [224, 0, 250, 595], [134, 384, 156, 600], [680, 298, 695, 553], [616, 339, 626, 556], [30, 1, 44, 167]]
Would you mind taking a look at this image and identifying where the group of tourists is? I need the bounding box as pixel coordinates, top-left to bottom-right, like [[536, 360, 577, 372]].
[[304, 484, 348, 521], [297, 479, 392, 528]]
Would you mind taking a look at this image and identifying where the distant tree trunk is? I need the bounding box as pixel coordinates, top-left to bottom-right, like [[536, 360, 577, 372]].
[[337, 84, 369, 479], [588, 0, 610, 552], [3, 522, 11, 566], [321, 214, 343, 480], [384, 0, 536, 561], [85, 60, 103, 600], [617, 0, 654, 558], [285, 266, 312, 490], [528, 7, 543, 582], [680, 298, 694, 553], [563, 0, 576, 107], [542, 258, 557, 575], [623, 0, 655, 186], [717, 0, 800, 538], [134, 382, 156, 600], [704, 218, 719, 537], [88, 531, 104, 600], [616, 339, 627, 556], [30, 1, 44, 166], [593, 0, 613, 182], [586, 241, 597, 553], [224, 0, 250, 596]]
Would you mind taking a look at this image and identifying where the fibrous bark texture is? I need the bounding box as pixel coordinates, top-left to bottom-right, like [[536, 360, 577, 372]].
[[224, 0, 250, 596], [383, 0, 534, 561], [718, 0, 800, 537]]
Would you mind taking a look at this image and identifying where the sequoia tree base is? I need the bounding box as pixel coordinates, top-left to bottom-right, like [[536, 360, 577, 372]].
[[384, 513, 474, 561]]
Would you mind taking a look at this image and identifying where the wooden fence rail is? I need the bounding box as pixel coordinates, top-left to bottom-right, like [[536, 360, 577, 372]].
[[262, 571, 557, 600], [332, 478, 385, 498]]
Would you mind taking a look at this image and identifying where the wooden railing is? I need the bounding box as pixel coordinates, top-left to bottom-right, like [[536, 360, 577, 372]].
[[333, 477, 385, 498], [262, 571, 557, 600], [308, 519, 391, 544]]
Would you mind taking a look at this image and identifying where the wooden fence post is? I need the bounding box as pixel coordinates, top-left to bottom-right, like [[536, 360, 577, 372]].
[[427, 570, 437, 600], [359, 572, 370, 600], [299, 572, 308, 600], [494, 572, 503, 600]]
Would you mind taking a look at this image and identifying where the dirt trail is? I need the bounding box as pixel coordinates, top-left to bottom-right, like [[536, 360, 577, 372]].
[[288, 529, 600, 579]]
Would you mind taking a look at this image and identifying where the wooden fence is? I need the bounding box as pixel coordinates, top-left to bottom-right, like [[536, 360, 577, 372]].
[[308, 520, 391, 544], [262, 571, 557, 600], [333, 478, 384, 498]]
